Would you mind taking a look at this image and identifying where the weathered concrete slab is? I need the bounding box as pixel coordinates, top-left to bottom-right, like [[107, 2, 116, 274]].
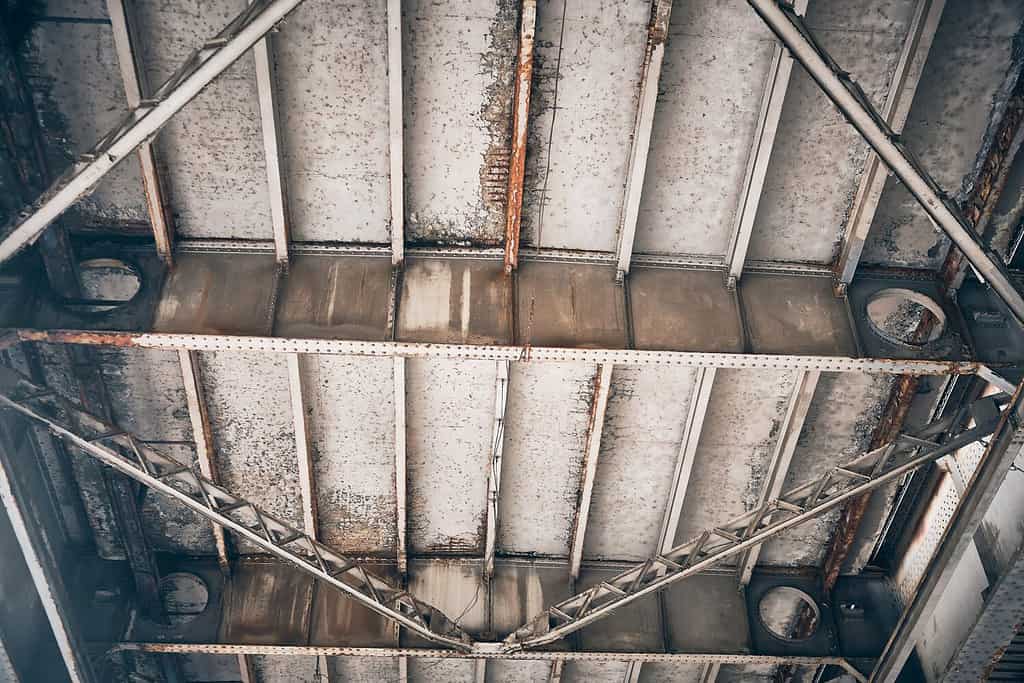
[[301, 355, 396, 555], [636, 2, 776, 257], [274, 0, 390, 243], [134, 0, 273, 239], [406, 359, 494, 554], [640, 662, 705, 683], [672, 369, 798, 552], [199, 351, 304, 543], [863, 0, 1024, 268], [403, 0, 516, 245], [522, 0, 650, 251], [499, 362, 593, 557], [23, 18, 147, 227], [585, 365, 698, 560], [329, 656, 401, 682], [749, 0, 918, 264]]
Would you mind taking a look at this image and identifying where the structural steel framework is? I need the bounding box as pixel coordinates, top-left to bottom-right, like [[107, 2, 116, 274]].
[[502, 394, 1007, 651], [0, 368, 472, 652]]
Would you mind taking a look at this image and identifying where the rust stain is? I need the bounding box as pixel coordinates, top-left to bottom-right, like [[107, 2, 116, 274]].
[[17, 328, 142, 347], [504, 0, 537, 274]]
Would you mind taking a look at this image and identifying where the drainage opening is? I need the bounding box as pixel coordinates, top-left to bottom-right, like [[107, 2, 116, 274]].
[[758, 586, 819, 642], [865, 288, 946, 347]]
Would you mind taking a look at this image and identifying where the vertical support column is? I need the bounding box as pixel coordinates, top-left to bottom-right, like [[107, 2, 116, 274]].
[[615, 0, 674, 280], [394, 357, 408, 577], [106, 0, 174, 264], [872, 385, 1024, 682], [177, 350, 229, 572], [569, 364, 614, 579], [623, 660, 643, 683], [548, 660, 565, 683], [484, 361, 510, 577], [0, 413, 93, 682], [504, 0, 538, 273], [832, 0, 946, 294], [724, 0, 808, 287], [658, 368, 716, 557], [737, 370, 820, 584], [387, 0, 405, 266], [250, 1, 291, 267]]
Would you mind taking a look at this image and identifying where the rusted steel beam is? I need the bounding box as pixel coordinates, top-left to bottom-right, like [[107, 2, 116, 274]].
[[939, 73, 1024, 291], [615, 0, 673, 279], [504, 0, 537, 274]]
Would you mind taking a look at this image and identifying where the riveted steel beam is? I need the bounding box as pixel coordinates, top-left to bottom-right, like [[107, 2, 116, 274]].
[[504, 0, 537, 274]]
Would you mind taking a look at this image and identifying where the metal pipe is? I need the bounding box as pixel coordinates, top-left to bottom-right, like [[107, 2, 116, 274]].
[[747, 0, 1024, 325], [0, 0, 306, 265]]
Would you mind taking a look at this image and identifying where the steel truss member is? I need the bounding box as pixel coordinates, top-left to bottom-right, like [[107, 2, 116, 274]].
[[502, 392, 1009, 651], [0, 368, 471, 652]]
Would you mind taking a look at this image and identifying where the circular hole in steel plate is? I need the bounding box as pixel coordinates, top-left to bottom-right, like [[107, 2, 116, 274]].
[[757, 586, 820, 642], [64, 258, 142, 314], [158, 572, 209, 625], [865, 288, 946, 347]]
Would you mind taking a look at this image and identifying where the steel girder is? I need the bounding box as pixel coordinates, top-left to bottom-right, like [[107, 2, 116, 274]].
[[0, 368, 472, 652], [746, 0, 1024, 326], [0, 0, 306, 265], [500, 395, 1008, 652]]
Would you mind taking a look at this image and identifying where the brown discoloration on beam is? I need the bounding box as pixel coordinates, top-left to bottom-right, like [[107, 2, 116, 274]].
[[16, 329, 144, 348], [940, 77, 1024, 288], [503, 1, 537, 274]]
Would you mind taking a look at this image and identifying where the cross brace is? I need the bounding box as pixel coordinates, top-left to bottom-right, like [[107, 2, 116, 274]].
[[0, 369, 472, 652], [503, 395, 1006, 651]]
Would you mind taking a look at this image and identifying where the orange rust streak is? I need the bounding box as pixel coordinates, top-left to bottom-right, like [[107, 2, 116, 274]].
[[504, 1, 537, 275], [17, 329, 142, 347]]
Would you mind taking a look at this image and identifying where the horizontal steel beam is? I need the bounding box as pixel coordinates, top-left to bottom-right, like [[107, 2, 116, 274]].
[[113, 642, 858, 669], [8, 330, 980, 375], [746, 0, 1024, 325], [0, 369, 472, 652], [0, 0, 306, 265]]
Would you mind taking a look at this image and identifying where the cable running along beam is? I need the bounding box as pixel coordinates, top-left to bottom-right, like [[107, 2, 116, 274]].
[[0, 369, 472, 652], [502, 395, 1007, 651]]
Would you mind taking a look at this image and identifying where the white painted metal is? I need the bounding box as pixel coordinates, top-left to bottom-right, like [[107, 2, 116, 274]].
[[746, 0, 1024, 325], [0, 0, 306, 265], [548, 660, 564, 683], [570, 363, 614, 579], [738, 370, 820, 584], [105, 0, 173, 263], [177, 350, 230, 570], [658, 367, 716, 556], [0, 434, 90, 682], [249, 2, 291, 266], [616, 0, 674, 279], [387, 0, 404, 266], [474, 659, 487, 683], [20, 331, 976, 375], [286, 353, 318, 539], [484, 361, 510, 578], [725, 0, 809, 286], [872, 388, 1024, 682], [833, 0, 947, 292], [394, 357, 408, 576], [623, 660, 643, 683], [504, 406, 996, 650], [0, 379, 473, 651], [238, 655, 255, 683], [698, 663, 721, 683]]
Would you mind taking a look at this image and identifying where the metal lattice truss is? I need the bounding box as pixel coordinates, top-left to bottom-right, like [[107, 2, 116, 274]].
[[501, 396, 1005, 651], [0, 368, 472, 652], [0, 367, 1009, 657]]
